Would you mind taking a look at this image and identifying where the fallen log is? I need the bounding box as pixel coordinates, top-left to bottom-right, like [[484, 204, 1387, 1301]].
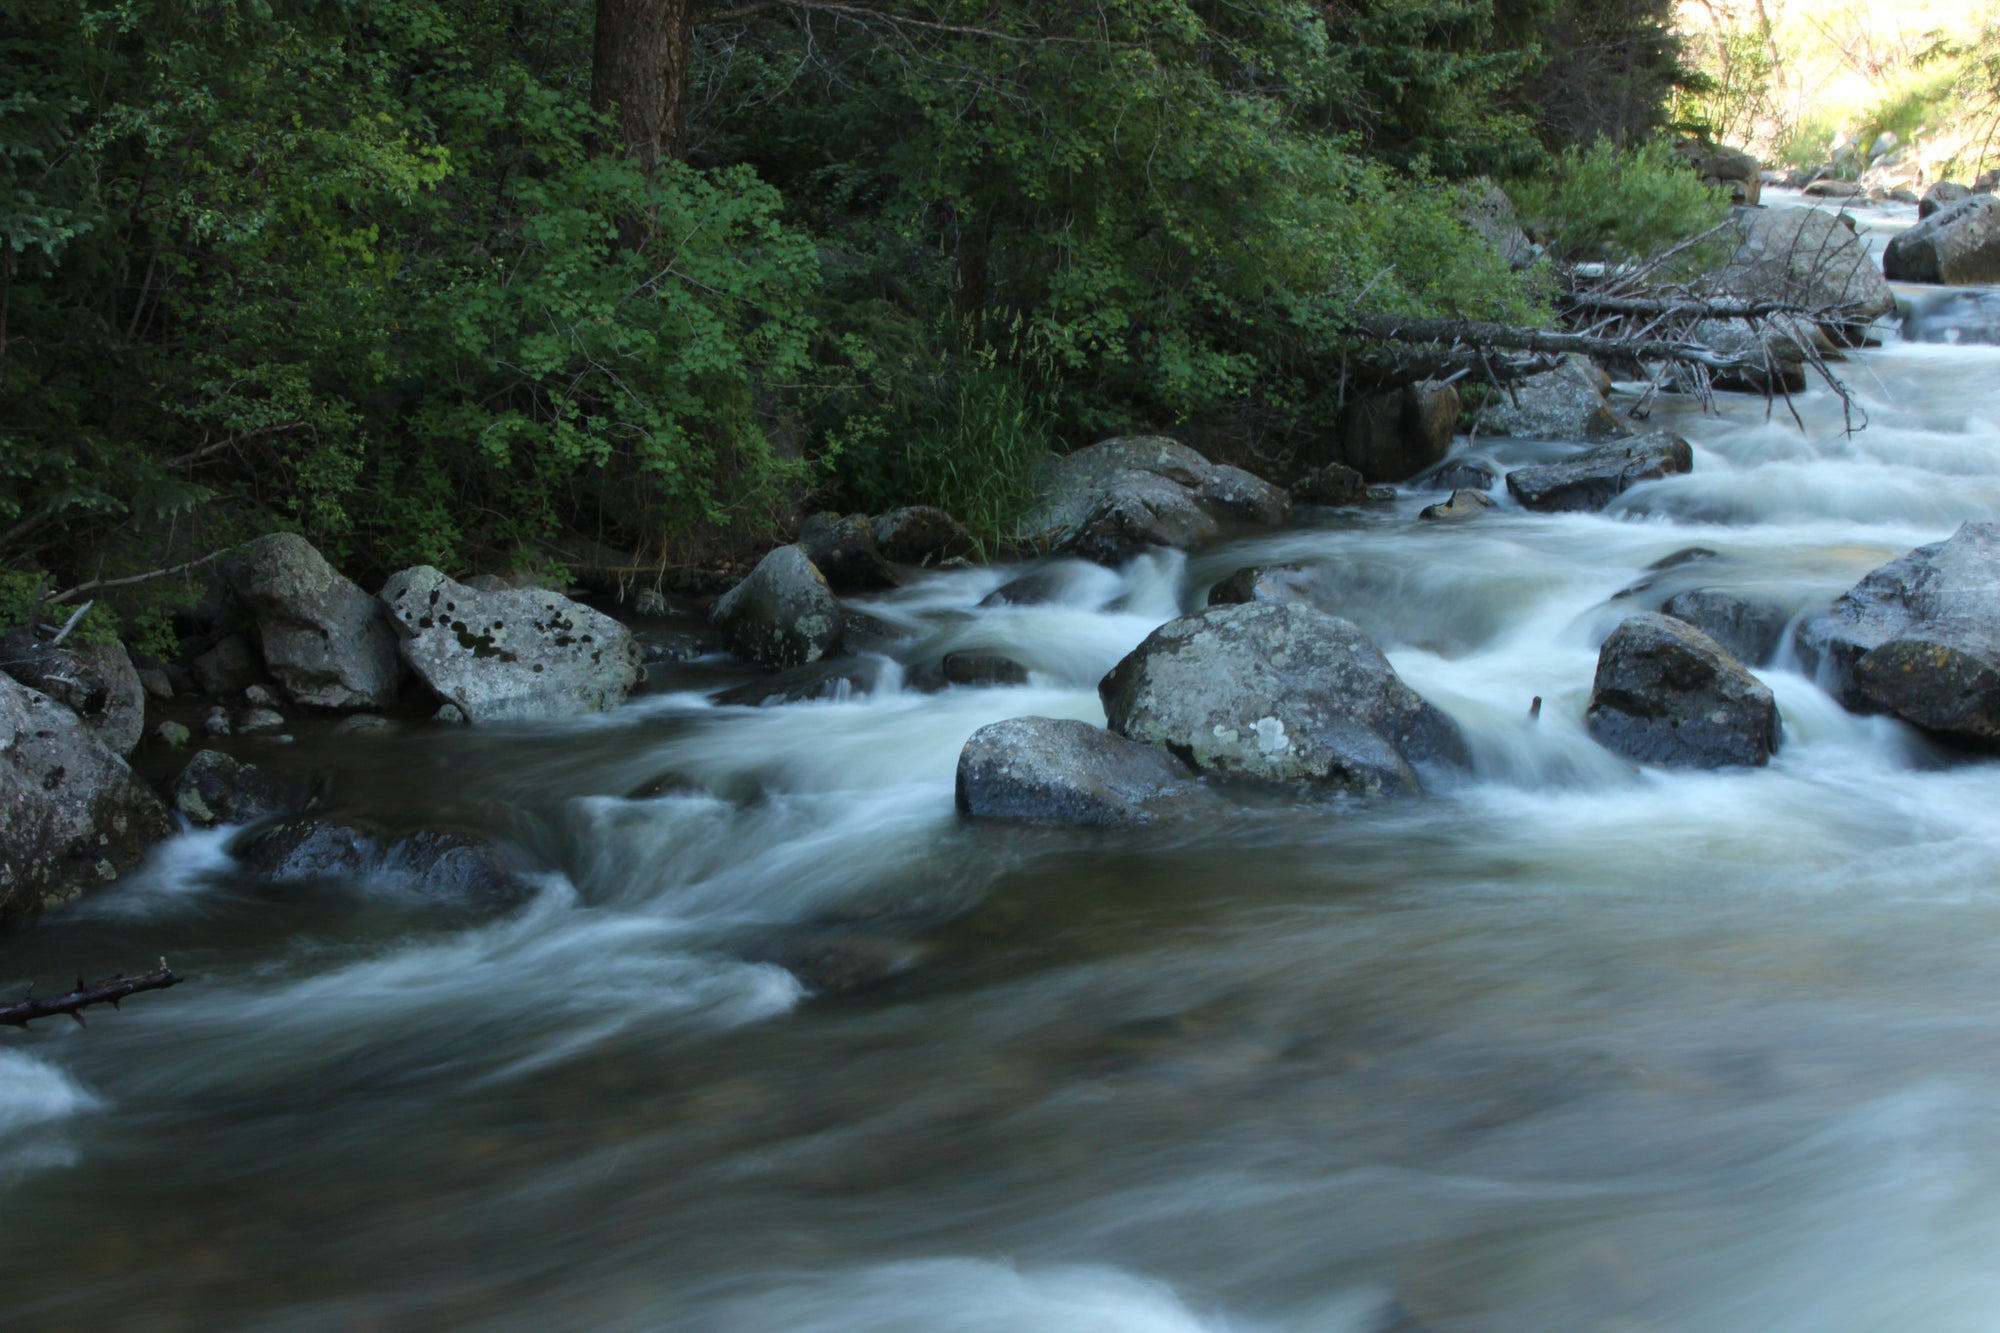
[[1346, 313, 1767, 373], [0, 962, 185, 1028]]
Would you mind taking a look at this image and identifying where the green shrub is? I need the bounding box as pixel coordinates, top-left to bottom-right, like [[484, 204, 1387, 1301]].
[[1507, 138, 1731, 265]]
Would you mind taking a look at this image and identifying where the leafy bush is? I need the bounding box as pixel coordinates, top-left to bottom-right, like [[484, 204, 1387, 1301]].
[[1507, 139, 1730, 265]]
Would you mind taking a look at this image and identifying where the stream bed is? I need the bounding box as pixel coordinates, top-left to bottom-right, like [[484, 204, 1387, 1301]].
[[7, 205, 2000, 1331]]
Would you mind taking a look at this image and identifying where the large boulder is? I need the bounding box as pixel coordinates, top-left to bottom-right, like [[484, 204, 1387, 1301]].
[[1920, 182, 1972, 220], [870, 507, 976, 565], [1461, 179, 1537, 268], [1098, 602, 1467, 795], [0, 630, 145, 755], [1660, 588, 1790, 666], [1504, 432, 1693, 513], [1586, 613, 1779, 768], [1333, 381, 1461, 482], [192, 633, 260, 696], [1883, 194, 2000, 286], [1687, 318, 1808, 394], [0, 673, 173, 918], [1794, 523, 2000, 741], [378, 567, 641, 723], [955, 716, 1209, 828], [710, 545, 843, 670], [1022, 437, 1290, 561], [798, 512, 900, 593], [1289, 461, 1373, 506], [222, 533, 404, 709], [1709, 206, 1895, 331], [1473, 355, 1629, 441]]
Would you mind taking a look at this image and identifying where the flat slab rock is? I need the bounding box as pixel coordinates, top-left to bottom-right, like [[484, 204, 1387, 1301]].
[[1505, 432, 1693, 513], [956, 716, 1210, 828], [1098, 601, 1466, 795], [1795, 522, 2000, 741], [1586, 612, 1779, 769], [379, 567, 640, 723]]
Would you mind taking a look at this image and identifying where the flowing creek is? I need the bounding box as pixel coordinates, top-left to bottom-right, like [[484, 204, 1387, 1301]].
[[10, 200, 2000, 1330]]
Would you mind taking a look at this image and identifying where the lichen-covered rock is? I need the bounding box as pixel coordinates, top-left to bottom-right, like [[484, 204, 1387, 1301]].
[[379, 566, 640, 723], [1794, 523, 2000, 740], [1504, 432, 1693, 513], [1884, 194, 2000, 286], [710, 545, 843, 670], [0, 673, 173, 918], [798, 512, 900, 593], [1586, 613, 1779, 768], [222, 533, 404, 709], [1098, 602, 1467, 794], [955, 716, 1209, 827], [1660, 588, 1790, 666], [167, 749, 292, 828], [1473, 355, 1630, 442], [1418, 489, 1495, 522], [871, 507, 977, 565], [1206, 564, 1317, 608], [0, 630, 146, 755], [1023, 437, 1290, 560], [1710, 205, 1895, 333]]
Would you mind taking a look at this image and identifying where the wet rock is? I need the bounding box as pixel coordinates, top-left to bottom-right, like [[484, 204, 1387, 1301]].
[[243, 682, 281, 708], [713, 658, 882, 707], [1650, 547, 1719, 572], [1099, 602, 1467, 794], [1473, 355, 1630, 441], [235, 707, 286, 734], [154, 721, 192, 748], [1795, 523, 2000, 740], [1586, 612, 1779, 768], [379, 566, 641, 722], [842, 609, 912, 655], [1920, 182, 1971, 220], [1333, 380, 1461, 482], [431, 703, 467, 726], [1418, 489, 1495, 522], [1883, 195, 2000, 286], [380, 828, 523, 902], [1206, 564, 1317, 608], [637, 627, 717, 664], [941, 652, 1029, 687], [1804, 178, 1862, 198], [1425, 459, 1497, 492], [233, 818, 377, 881], [955, 716, 1209, 827], [0, 630, 146, 755], [979, 567, 1069, 608], [1711, 206, 1896, 334], [192, 633, 260, 697], [1688, 318, 1808, 394], [222, 533, 404, 709], [167, 749, 292, 827], [203, 707, 232, 737], [1289, 461, 1372, 506], [234, 818, 524, 902], [798, 512, 900, 593], [871, 507, 977, 565], [1023, 436, 1290, 560], [1504, 431, 1693, 513], [138, 667, 174, 701], [710, 545, 843, 670], [0, 673, 173, 918], [1661, 588, 1790, 665]]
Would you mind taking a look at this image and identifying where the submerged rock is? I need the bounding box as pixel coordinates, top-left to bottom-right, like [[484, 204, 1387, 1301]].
[[222, 533, 404, 709], [1098, 602, 1466, 794], [1661, 588, 1790, 666], [941, 652, 1029, 688], [1504, 432, 1693, 513], [1883, 195, 2000, 286], [713, 658, 883, 707], [710, 545, 844, 670], [0, 673, 173, 918], [956, 716, 1209, 827], [1795, 523, 2000, 741], [168, 749, 292, 827], [233, 818, 524, 902], [1023, 437, 1290, 560], [379, 566, 641, 723], [1586, 613, 1779, 768], [0, 630, 146, 756]]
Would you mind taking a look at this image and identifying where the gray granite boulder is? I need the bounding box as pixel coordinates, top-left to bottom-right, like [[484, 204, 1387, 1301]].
[[192, 633, 260, 696], [1333, 380, 1461, 482], [798, 512, 900, 593], [1883, 194, 2000, 286], [223, 533, 403, 709], [167, 749, 293, 828], [1289, 461, 1373, 506], [1505, 432, 1693, 513], [1920, 182, 1971, 220], [1710, 205, 1895, 331], [1023, 437, 1290, 561], [379, 567, 640, 723], [0, 673, 173, 918], [871, 507, 976, 565], [1794, 523, 2000, 741], [1586, 613, 1779, 768], [0, 630, 146, 755], [1099, 602, 1466, 794], [955, 716, 1209, 827], [710, 545, 843, 670], [1661, 588, 1790, 666], [1473, 355, 1630, 441]]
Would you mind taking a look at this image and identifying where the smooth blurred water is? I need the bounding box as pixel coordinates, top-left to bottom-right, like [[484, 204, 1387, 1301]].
[[11, 207, 2000, 1332]]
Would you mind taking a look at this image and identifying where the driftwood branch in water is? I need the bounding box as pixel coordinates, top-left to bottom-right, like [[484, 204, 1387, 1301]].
[[0, 963, 185, 1028]]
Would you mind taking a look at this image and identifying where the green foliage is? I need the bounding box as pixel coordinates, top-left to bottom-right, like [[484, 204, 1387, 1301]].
[[1507, 139, 1730, 264]]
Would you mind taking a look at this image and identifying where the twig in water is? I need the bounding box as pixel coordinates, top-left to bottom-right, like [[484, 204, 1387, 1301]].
[[0, 962, 185, 1029]]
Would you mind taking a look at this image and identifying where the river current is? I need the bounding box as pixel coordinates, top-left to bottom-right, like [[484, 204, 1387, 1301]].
[[7, 198, 2000, 1331]]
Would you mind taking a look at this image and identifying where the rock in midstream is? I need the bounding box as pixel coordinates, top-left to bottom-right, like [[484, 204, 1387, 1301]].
[[1472, 355, 1629, 442], [710, 544, 844, 670], [1098, 601, 1467, 795], [1206, 564, 1318, 608], [1795, 522, 2000, 742], [956, 716, 1212, 827], [1661, 588, 1791, 667], [1883, 195, 2000, 287], [1586, 613, 1779, 769], [167, 749, 295, 827], [222, 532, 405, 709], [1505, 432, 1693, 513], [379, 566, 641, 723], [232, 818, 526, 903], [798, 512, 900, 594], [1021, 436, 1291, 562]]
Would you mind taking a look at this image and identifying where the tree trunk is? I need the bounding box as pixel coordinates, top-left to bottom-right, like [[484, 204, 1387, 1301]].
[[593, 0, 695, 168]]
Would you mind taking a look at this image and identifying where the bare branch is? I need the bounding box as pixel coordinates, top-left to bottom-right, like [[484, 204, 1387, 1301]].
[[0, 963, 185, 1029]]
